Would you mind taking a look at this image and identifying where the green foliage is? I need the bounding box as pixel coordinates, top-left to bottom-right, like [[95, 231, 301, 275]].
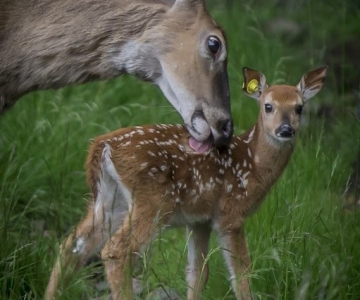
[[0, 0, 359, 299]]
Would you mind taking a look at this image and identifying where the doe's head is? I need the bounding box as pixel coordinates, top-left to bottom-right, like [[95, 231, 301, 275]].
[[242, 66, 328, 146], [154, 0, 232, 148]]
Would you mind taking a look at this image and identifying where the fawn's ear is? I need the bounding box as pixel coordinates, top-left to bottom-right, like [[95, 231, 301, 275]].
[[296, 66, 328, 102], [242, 67, 268, 100]]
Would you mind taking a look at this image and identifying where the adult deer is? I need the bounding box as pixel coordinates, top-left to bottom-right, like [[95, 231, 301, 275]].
[[45, 66, 327, 299], [0, 0, 232, 149]]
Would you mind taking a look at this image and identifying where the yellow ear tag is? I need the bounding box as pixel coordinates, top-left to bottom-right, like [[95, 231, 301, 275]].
[[247, 79, 258, 94]]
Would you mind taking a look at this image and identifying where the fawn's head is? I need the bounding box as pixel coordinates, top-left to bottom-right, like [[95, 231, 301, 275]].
[[152, 0, 232, 149], [242, 66, 328, 147]]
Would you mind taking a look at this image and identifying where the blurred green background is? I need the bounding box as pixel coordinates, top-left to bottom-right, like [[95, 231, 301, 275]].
[[1, 0, 359, 299]]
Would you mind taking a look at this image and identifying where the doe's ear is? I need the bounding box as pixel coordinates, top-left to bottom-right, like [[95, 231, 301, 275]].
[[296, 66, 328, 102], [242, 67, 268, 100], [171, 0, 205, 12]]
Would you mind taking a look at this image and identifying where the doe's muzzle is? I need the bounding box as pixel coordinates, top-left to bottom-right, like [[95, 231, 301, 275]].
[[213, 117, 233, 146]]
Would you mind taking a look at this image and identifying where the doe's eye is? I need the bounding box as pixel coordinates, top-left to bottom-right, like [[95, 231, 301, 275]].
[[295, 105, 303, 115], [207, 36, 221, 55], [265, 103, 273, 113]]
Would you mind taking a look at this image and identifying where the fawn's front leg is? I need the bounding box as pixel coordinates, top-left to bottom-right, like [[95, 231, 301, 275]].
[[217, 228, 252, 300], [186, 222, 212, 300]]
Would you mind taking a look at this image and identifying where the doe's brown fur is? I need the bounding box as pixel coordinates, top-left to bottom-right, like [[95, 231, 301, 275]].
[[0, 0, 232, 145]]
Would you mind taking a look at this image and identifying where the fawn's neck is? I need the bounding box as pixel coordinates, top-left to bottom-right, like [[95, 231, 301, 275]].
[[240, 121, 294, 189]]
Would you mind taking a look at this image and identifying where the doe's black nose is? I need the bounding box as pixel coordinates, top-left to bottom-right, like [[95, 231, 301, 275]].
[[214, 118, 233, 147], [220, 118, 233, 138]]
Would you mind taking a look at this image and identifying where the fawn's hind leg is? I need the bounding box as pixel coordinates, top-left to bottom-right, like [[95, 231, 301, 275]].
[[101, 203, 160, 300], [45, 168, 129, 299], [45, 203, 100, 300]]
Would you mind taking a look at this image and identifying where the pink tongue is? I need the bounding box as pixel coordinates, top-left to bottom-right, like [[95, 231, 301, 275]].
[[189, 137, 212, 153]]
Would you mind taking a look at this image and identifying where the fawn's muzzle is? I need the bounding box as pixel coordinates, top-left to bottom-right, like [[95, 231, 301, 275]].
[[276, 124, 295, 139]]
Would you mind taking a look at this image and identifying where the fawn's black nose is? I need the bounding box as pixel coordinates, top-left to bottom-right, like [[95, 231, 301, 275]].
[[276, 124, 295, 139]]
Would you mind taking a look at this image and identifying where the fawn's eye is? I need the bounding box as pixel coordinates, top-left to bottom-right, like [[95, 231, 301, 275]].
[[207, 36, 221, 55], [295, 105, 303, 115], [265, 103, 273, 113]]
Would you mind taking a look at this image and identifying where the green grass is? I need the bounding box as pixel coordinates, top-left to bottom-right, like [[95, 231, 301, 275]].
[[1, 0, 360, 299]]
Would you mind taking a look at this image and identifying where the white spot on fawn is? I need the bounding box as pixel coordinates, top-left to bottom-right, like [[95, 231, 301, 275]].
[[140, 162, 149, 169], [121, 141, 131, 147], [148, 151, 156, 157], [241, 171, 251, 188], [205, 182, 214, 190], [226, 184, 233, 193], [244, 127, 255, 144], [136, 129, 145, 135]]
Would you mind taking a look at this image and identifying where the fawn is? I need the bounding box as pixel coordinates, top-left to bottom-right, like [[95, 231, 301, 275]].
[[45, 66, 327, 299], [0, 0, 232, 147]]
